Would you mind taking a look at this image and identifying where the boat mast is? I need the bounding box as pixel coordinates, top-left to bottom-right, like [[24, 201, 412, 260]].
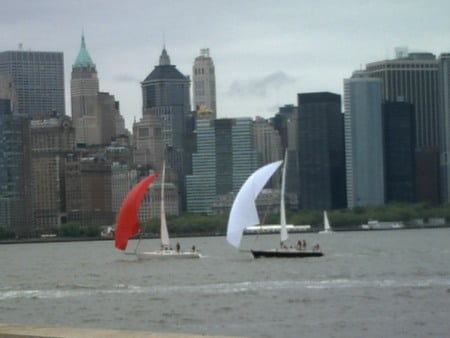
[[280, 150, 288, 243], [160, 161, 170, 248]]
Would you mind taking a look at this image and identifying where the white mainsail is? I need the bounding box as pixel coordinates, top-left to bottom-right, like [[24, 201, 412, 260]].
[[226, 160, 283, 248], [324, 211, 330, 231], [279, 151, 289, 243], [319, 210, 333, 234], [160, 161, 170, 247]]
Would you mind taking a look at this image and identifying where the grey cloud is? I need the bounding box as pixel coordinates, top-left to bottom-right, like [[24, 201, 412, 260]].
[[114, 74, 141, 83], [226, 71, 297, 98]]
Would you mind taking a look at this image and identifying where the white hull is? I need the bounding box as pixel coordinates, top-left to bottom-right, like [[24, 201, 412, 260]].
[[318, 229, 333, 234], [361, 222, 404, 230], [137, 250, 201, 260]]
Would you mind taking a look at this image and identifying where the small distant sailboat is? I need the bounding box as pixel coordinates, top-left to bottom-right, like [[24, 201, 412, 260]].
[[226, 153, 323, 258], [319, 210, 333, 234], [115, 162, 200, 259]]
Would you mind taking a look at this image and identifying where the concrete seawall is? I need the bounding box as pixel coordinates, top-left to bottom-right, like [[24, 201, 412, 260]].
[[0, 324, 246, 338]]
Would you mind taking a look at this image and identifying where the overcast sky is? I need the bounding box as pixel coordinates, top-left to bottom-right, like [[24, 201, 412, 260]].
[[3, 0, 450, 129]]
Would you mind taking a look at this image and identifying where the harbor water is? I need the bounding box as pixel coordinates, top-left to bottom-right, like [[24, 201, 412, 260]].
[[1, 228, 450, 337]]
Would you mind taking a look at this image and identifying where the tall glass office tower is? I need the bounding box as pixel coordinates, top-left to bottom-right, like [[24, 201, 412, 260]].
[[344, 74, 384, 208], [186, 117, 258, 214], [0, 50, 65, 116]]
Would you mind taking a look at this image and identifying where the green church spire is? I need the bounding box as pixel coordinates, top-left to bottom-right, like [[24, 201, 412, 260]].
[[73, 34, 95, 68]]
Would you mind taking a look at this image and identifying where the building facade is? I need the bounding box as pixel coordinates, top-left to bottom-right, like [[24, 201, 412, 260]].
[[192, 48, 216, 118], [29, 115, 76, 231], [438, 53, 450, 203], [0, 49, 65, 116], [141, 48, 191, 210], [141, 48, 190, 152], [253, 116, 283, 167], [365, 51, 439, 148], [71, 35, 124, 145], [344, 75, 385, 208], [186, 117, 258, 214], [364, 50, 440, 204], [382, 101, 416, 203], [296, 92, 346, 210], [0, 99, 32, 235]]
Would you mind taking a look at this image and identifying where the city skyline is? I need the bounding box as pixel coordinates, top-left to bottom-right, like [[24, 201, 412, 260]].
[[3, 0, 450, 129]]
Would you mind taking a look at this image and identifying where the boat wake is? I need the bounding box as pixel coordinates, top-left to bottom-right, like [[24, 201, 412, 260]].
[[2, 277, 450, 300]]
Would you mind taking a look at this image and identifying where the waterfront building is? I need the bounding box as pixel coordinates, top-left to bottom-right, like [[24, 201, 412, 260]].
[[111, 165, 136, 215], [0, 49, 65, 116], [273, 104, 296, 150], [140, 48, 191, 210], [30, 115, 76, 231], [438, 53, 450, 203], [65, 152, 115, 228], [132, 114, 165, 169], [186, 117, 258, 214], [79, 158, 114, 227], [364, 50, 440, 204], [296, 92, 346, 210], [0, 99, 31, 235], [253, 116, 283, 167], [365, 50, 438, 148], [192, 48, 216, 118], [382, 101, 416, 203], [344, 74, 384, 208]]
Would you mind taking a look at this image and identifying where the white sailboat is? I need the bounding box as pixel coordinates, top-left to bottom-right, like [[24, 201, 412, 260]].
[[319, 210, 333, 234], [227, 153, 323, 258], [137, 162, 201, 259]]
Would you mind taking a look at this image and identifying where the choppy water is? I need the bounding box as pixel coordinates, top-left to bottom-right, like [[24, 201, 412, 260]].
[[1, 229, 450, 337]]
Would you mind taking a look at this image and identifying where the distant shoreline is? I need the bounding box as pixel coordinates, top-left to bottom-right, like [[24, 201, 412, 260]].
[[1, 224, 449, 245], [0, 232, 225, 245]]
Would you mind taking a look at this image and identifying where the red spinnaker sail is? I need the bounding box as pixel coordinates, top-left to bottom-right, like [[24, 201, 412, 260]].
[[114, 173, 159, 250]]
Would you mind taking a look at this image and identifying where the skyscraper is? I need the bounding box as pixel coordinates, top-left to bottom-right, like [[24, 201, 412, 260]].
[[0, 49, 65, 116], [344, 74, 384, 208], [71, 34, 99, 144], [296, 92, 346, 210], [438, 53, 450, 203], [365, 51, 438, 148], [142, 48, 191, 151], [253, 116, 283, 167], [0, 99, 31, 235], [71, 35, 124, 145], [192, 48, 216, 118], [186, 117, 258, 214], [141, 48, 191, 209], [30, 115, 75, 231], [382, 101, 416, 203], [364, 50, 440, 204]]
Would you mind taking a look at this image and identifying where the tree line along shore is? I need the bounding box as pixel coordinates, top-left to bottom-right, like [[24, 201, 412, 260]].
[[1, 202, 449, 242]]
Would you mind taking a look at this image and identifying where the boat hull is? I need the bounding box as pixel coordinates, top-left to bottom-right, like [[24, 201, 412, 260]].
[[136, 250, 201, 260], [251, 249, 323, 258]]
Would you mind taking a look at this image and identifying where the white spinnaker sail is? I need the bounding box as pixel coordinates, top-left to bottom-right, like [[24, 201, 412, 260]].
[[160, 161, 170, 247], [280, 151, 288, 243], [226, 160, 283, 248]]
